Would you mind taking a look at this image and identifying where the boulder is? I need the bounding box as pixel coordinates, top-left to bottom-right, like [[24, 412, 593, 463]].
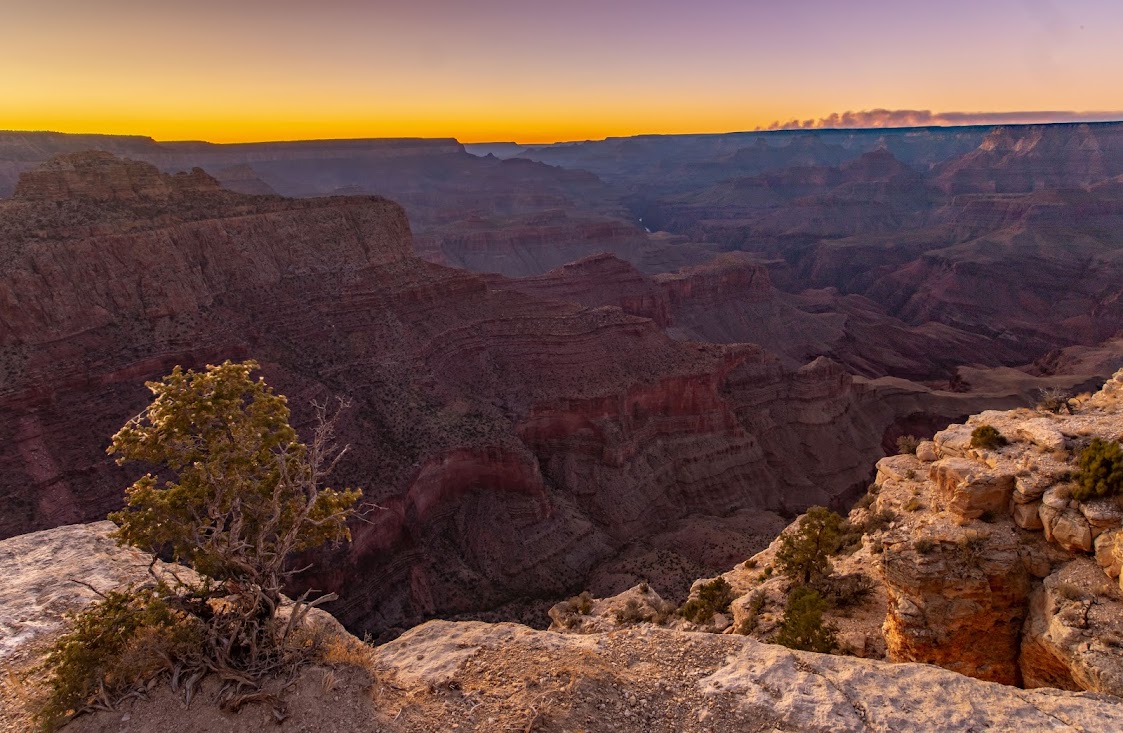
[[1013, 501, 1045, 530], [929, 458, 1015, 519], [1051, 510, 1094, 553], [1015, 419, 1067, 452], [915, 440, 938, 462], [1095, 529, 1123, 579]]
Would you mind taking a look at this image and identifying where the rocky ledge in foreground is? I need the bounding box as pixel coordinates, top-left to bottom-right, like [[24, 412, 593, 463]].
[[2, 522, 1122, 732]]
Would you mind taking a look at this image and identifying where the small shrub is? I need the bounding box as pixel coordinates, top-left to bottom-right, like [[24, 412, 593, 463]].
[[955, 532, 986, 564], [897, 436, 920, 455], [862, 509, 897, 534], [869, 538, 885, 554], [834, 519, 866, 557], [743, 558, 758, 569], [1073, 438, 1123, 501], [680, 578, 735, 624], [36, 586, 202, 729], [856, 493, 876, 510], [904, 497, 924, 512], [38, 361, 363, 726], [573, 591, 594, 615], [1054, 582, 1087, 602], [868, 483, 882, 495], [914, 538, 936, 554], [737, 591, 767, 635], [763, 566, 773, 578], [1036, 387, 1071, 414], [774, 587, 838, 653], [819, 573, 874, 609], [615, 598, 649, 624], [971, 425, 1008, 450], [904, 469, 917, 480]]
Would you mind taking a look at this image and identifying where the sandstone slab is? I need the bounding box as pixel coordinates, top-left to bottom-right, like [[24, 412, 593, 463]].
[[929, 458, 1015, 519]]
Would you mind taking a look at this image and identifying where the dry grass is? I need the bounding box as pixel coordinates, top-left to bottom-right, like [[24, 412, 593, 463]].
[[315, 633, 377, 672]]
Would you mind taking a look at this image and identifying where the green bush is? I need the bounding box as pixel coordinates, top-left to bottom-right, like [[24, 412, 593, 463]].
[[1073, 438, 1123, 501], [970, 425, 1008, 450], [818, 573, 874, 609], [774, 587, 838, 653], [35, 586, 201, 730], [736, 591, 767, 635], [680, 577, 735, 624]]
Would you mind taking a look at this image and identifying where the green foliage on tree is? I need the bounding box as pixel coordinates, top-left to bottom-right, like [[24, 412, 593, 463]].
[[775, 506, 843, 587], [970, 424, 1007, 450], [1073, 438, 1123, 501], [38, 360, 362, 727], [774, 586, 838, 653], [680, 577, 735, 624]]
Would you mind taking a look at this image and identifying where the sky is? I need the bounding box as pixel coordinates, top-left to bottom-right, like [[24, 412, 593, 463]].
[[2, 0, 1122, 144]]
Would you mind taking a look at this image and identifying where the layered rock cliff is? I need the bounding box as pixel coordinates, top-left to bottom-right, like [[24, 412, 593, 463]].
[[0, 155, 991, 635], [3, 153, 1113, 638]]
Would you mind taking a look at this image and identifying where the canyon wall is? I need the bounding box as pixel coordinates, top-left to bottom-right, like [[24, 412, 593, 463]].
[[1, 153, 1083, 636]]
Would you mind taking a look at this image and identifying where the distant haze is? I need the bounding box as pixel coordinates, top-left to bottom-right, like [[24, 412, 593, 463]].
[[3, 0, 1123, 143]]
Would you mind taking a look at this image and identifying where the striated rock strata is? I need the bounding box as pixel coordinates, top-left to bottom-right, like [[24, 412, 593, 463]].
[[1, 153, 1071, 637]]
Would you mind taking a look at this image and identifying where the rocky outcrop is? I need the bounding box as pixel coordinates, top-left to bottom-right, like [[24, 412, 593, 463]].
[[876, 372, 1123, 693], [879, 512, 1032, 685], [935, 123, 1123, 194], [5, 522, 1121, 733], [624, 369, 1123, 698], [13, 151, 221, 202]]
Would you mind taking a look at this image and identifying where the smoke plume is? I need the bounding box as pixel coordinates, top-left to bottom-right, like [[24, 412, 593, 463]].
[[762, 109, 1123, 131]]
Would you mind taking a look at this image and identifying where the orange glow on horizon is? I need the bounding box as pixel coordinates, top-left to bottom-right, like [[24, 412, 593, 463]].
[[4, 0, 1123, 146]]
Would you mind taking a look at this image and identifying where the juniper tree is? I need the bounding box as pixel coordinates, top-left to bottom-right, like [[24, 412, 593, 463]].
[[39, 360, 363, 727], [774, 506, 843, 587]]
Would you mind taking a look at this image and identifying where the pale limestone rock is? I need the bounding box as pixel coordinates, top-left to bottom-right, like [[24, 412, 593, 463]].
[[1095, 529, 1123, 579], [1040, 504, 1061, 542], [1051, 510, 1094, 553], [1041, 484, 1072, 510], [1015, 418, 1067, 452], [1020, 559, 1123, 696], [932, 423, 974, 457], [915, 440, 938, 462], [1079, 497, 1123, 538], [1014, 501, 1045, 530], [0, 521, 200, 660], [378, 620, 1123, 733], [875, 454, 922, 484], [1013, 473, 1054, 504], [929, 458, 1014, 519]]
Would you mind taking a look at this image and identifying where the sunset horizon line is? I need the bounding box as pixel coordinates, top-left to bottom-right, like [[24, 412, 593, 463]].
[[6, 112, 1123, 149]]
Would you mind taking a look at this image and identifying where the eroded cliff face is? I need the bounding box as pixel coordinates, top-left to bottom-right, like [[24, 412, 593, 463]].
[[3, 153, 1027, 636]]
